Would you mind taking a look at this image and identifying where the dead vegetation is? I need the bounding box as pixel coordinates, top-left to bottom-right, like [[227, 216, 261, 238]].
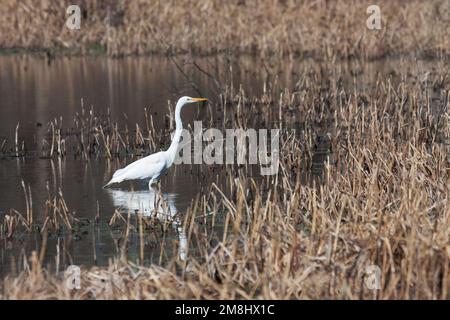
[[0, 0, 449, 59], [1, 59, 449, 299], [1, 181, 79, 241]]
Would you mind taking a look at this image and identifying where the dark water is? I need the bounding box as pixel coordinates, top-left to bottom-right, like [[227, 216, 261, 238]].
[[0, 55, 274, 275], [0, 54, 443, 276]]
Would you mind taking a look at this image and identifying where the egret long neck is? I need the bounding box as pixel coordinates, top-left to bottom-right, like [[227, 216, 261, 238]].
[[167, 100, 185, 160], [168, 129, 182, 154], [174, 99, 184, 131]]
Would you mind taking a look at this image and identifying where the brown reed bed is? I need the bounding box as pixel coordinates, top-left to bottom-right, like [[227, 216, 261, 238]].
[[0, 182, 79, 241], [0, 59, 449, 299], [0, 0, 448, 59]]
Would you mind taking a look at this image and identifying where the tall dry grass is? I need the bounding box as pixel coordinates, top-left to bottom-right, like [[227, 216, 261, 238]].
[[0, 0, 449, 58], [1, 60, 449, 299]]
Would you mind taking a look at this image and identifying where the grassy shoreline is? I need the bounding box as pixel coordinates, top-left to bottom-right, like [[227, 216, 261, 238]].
[[1, 0, 449, 300], [1, 0, 449, 59]]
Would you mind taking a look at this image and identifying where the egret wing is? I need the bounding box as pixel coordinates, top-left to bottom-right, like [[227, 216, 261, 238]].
[[113, 151, 167, 181]]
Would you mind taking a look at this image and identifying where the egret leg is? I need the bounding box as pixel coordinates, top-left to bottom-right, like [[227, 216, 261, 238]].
[[156, 180, 162, 193], [148, 178, 154, 190]]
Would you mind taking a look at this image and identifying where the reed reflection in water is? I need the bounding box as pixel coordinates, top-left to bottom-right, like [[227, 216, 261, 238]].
[[106, 187, 187, 261]]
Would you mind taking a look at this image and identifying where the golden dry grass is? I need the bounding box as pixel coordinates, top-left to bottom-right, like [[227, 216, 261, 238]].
[[1, 60, 449, 299], [0, 0, 449, 58]]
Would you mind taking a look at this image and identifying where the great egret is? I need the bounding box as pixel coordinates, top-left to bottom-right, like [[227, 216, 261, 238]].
[[104, 96, 208, 189]]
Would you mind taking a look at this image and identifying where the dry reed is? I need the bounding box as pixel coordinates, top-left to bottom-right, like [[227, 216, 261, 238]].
[[0, 0, 448, 59], [1, 60, 449, 299]]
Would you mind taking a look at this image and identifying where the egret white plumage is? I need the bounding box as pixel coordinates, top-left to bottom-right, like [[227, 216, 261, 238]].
[[103, 96, 207, 189]]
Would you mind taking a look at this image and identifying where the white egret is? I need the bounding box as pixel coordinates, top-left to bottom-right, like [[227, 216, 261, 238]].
[[103, 96, 208, 189]]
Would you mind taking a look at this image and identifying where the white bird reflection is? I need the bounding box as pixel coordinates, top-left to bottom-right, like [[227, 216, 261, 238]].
[[106, 187, 187, 261]]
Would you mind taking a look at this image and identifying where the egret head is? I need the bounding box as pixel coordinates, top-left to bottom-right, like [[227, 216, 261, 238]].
[[178, 96, 208, 105]]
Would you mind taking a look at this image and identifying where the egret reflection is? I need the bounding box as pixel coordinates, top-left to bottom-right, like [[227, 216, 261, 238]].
[[106, 187, 187, 261]]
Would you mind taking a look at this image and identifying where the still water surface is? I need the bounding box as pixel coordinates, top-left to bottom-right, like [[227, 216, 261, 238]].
[[0, 54, 440, 276], [0, 55, 271, 275]]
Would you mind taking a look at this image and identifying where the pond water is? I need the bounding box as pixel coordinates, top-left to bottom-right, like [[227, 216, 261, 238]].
[[0, 54, 442, 276], [0, 55, 273, 275]]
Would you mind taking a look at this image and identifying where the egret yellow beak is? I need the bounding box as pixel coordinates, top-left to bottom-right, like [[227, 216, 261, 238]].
[[192, 98, 208, 102]]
